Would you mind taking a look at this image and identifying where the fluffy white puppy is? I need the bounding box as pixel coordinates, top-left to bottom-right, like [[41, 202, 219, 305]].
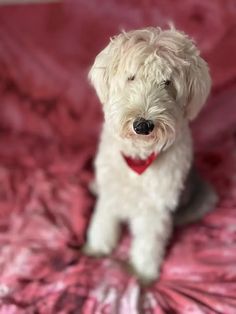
[[84, 27, 217, 283]]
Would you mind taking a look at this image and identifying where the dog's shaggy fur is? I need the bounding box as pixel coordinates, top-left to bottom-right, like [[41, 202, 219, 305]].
[[84, 27, 217, 283]]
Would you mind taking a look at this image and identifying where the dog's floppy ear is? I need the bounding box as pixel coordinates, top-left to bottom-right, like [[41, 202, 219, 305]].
[[185, 54, 211, 120], [88, 43, 112, 105]]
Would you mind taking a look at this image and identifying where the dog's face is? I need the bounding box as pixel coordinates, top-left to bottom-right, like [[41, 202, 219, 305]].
[[89, 27, 211, 152]]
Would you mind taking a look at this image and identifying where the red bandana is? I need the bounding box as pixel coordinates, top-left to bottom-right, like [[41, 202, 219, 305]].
[[122, 152, 158, 175]]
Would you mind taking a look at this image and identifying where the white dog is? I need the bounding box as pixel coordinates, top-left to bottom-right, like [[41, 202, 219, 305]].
[[84, 27, 217, 283]]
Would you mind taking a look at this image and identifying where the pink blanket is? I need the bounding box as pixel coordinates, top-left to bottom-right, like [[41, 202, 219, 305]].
[[0, 1, 236, 313]]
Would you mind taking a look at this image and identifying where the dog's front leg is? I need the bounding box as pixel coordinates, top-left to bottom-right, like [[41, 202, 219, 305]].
[[129, 211, 172, 283], [84, 197, 120, 256]]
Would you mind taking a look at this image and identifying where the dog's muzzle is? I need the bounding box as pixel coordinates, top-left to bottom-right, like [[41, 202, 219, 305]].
[[133, 118, 154, 135]]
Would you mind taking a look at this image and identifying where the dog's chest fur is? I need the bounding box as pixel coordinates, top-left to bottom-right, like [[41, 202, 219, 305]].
[[95, 124, 193, 219]]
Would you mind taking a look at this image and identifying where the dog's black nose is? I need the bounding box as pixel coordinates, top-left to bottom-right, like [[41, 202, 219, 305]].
[[133, 118, 154, 135]]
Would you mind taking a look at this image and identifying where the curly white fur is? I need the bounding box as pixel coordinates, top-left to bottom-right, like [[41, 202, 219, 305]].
[[84, 26, 211, 283]]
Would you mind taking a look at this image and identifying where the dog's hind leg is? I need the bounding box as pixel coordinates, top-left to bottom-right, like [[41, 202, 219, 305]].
[[174, 167, 218, 226]]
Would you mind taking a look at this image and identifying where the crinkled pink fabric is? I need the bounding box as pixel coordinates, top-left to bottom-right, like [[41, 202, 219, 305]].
[[0, 1, 236, 313]]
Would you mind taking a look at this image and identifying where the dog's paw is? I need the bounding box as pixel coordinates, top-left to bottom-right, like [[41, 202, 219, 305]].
[[133, 266, 159, 286], [128, 249, 161, 285], [82, 243, 111, 258], [125, 262, 159, 286]]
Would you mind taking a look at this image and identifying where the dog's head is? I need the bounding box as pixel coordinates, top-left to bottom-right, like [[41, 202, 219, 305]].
[[89, 27, 211, 152]]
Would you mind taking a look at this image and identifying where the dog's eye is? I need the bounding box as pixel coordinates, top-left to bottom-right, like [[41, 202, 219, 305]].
[[128, 75, 135, 81], [164, 80, 171, 86]]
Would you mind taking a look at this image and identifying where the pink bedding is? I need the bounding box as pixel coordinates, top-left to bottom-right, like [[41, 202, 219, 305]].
[[0, 1, 236, 313]]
